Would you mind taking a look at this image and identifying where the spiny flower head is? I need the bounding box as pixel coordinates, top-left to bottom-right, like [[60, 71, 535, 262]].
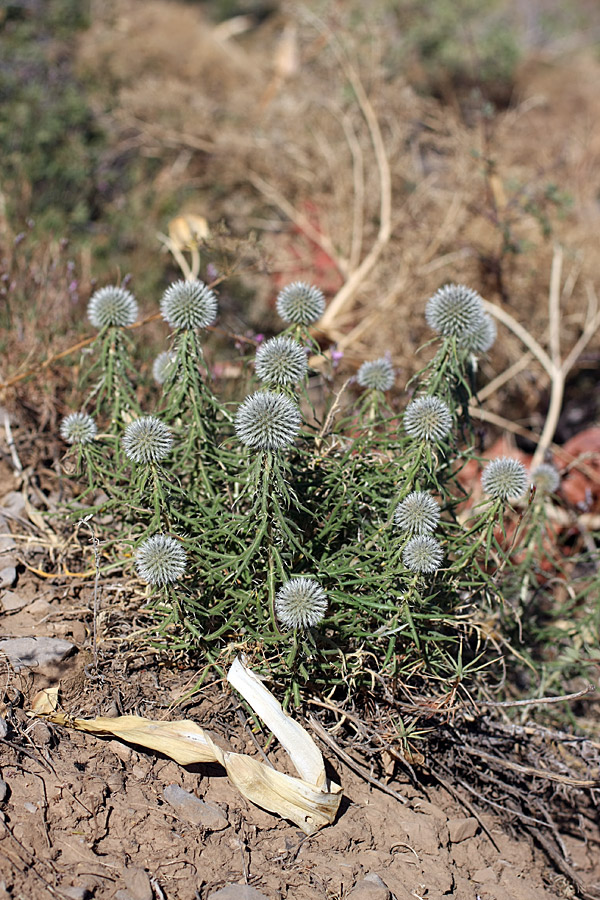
[[276, 281, 326, 325], [275, 577, 328, 629], [152, 351, 176, 385], [235, 391, 301, 451], [425, 283, 485, 339], [402, 535, 444, 574], [404, 395, 453, 442], [481, 456, 529, 501], [357, 357, 395, 391], [60, 412, 97, 445], [394, 492, 440, 535], [532, 463, 560, 495], [255, 336, 308, 386], [135, 534, 187, 585], [160, 279, 218, 330], [88, 285, 138, 329], [458, 313, 497, 354], [122, 416, 173, 463]]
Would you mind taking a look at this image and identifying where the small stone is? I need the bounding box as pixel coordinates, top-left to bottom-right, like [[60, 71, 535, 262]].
[[61, 888, 89, 900], [472, 867, 498, 884], [0, 718, 7, 739], [0, 591, 29, 612], [447, 816, 479, 843], [123, 868, 153, 900], [0, 534, 16, 553], [208, 887, 269, 900], [0, 779, 9, 803], [0, 492, 26, 520], [0, 565, 16, 589], [107, 740, 134, 764], [24, 801, 38, 813], [348, 875, 390, 899], [163, 784, 228, 831], [364, 874, 390, 889], [0, 636, 76, 672]]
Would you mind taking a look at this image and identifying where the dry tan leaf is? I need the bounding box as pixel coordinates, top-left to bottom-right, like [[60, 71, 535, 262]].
[[31, 657, 342, 834], [31, 686, 59, 714], [168, 214, 210, 250]]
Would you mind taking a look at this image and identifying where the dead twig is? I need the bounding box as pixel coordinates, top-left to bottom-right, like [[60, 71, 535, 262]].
[[308, 714, 408, 805]]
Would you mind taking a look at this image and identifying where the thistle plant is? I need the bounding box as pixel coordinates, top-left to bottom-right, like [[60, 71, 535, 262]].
[[81, 284, 141, 429], [152, 351, 176, 385], [235, 391, 302, 451], [276, 281, 326, 326], [531, 463, 561, 495], [417, 282, 496, 411], [136, 534, 187, 586], [425, 283, 485, 339], [156, 278, 227, 498], [275, 281, 326, 355], [275, 578, 328, 630], [255, 337, 308, 387], [357, 357, 395, 392], [481, 456, 529, 501], [59, 412, 107, 490], [60, 412, 97, 446], [59, 270, 583, 704], [394, 492, 441, 535]]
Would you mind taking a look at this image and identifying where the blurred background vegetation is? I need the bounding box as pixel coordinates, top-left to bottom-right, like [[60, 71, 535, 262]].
[[1, 0, 599, 431]]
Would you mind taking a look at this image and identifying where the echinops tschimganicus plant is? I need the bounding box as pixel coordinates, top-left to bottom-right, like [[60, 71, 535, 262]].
[[60, 277, 566, 703]]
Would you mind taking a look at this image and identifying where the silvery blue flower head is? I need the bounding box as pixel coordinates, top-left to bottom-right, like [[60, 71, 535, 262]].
[[235, 391, 301, 451], [135, 534, 187, 585], [160, 279, 218, 330], [357, 357, 395, 392], [276, 282, 326, 325], [394, 492, 440, 535], [152, 351, 176, 385], [404, 396, 453, 442], [255, 336, 308, 386], [275, 577, 328, 629], [60, 412, 97, 445], [458, 313, 497, 354], [481, 457, 528, 500], [531, 463, 560, 495], [87, 286, 138, 329], [402, 535, 444, 574], [425, 283, 485, 339], [122, 416, 173, 463]]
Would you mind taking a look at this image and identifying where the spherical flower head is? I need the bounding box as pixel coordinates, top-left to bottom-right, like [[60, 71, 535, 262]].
[[60, 412, 97, 445], [152, 350, 176, 385], [122, 416, 173, 463], [357, 357, 395, 391], [402, 535, 444, 574], [87, 285, 138, 329], [275, 577, 328, 629], [235, 391, 301, 451], [481, 456, 529, 501], [532, 463, 560, 495], [160, 279, 218, 330], [425, 283, 485, 338], [255, 336, 308, 386], [394, 492, 440, 535], [458, 313, 497, 354], [135, 534, 187, 585], [276, 281, 326, 325], [404, 396, 452, 442]]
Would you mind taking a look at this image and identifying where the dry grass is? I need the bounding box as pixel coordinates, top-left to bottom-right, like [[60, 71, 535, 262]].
[[72, 0, 600, 454]]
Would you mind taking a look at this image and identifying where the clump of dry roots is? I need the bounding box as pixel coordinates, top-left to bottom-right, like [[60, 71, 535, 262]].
[[307, 690, 600, 900]]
